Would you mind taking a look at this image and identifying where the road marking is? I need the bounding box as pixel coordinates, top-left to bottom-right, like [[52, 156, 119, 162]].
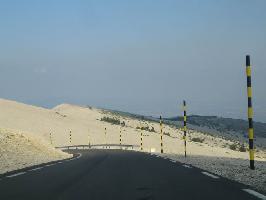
[[45, 164, 55, 167], [201, 172, 219, 179], [242, 189, 266, 200], [6, 172, 26, 178], [72, 153, 82, 160], [183, 164, 192, 168], [58, 162, 62, 164], [170, 159, 176, 163], [29, 167, 43, 171]]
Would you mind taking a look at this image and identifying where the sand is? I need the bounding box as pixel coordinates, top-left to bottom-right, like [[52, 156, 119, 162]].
[[0, 98, 265, 192], [0, 128, 71, 174]]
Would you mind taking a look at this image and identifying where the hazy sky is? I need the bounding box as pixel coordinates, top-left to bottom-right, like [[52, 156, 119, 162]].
[[0, 0, 265, 122]]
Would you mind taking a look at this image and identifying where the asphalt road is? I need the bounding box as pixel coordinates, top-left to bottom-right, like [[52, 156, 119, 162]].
[[0, 149, 262, 200]]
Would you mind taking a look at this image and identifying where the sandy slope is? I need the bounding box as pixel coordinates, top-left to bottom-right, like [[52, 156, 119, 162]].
[[0, 98, 265, 192], [0, 128, 71, 174]]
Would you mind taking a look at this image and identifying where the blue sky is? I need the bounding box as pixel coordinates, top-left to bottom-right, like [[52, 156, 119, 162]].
[[0, 0, 266, 122]]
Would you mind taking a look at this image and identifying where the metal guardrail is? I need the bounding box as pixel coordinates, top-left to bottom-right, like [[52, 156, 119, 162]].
[[55, 144, 137, 150]]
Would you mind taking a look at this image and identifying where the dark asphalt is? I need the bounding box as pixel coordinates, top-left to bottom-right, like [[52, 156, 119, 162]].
[[0, 149, 260, 200]]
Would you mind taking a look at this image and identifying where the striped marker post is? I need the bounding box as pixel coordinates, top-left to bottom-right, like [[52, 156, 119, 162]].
[[88, 129, 91, 148], [183, 101, 187, 157], [119, 127, 122, 149], [104, 127, 107, 149], [140, 126, 143, 151], [69, 131, 72, 146], [160, 116, 164, 153], [49, 132, 53, 145], [246, 55, 255, 170]]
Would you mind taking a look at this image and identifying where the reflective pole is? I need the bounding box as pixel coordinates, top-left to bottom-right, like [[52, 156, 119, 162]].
[[160, 116, 164, 154], [246, 55, 255, 170], [140, 125, 143, 151], [119, 127, 122, 149], [183, 101, 187, 157], [69, 130, 72, 146], [104, 128, 107, 149], [49, 132, 53, 145], [88, 129, 91, 148]]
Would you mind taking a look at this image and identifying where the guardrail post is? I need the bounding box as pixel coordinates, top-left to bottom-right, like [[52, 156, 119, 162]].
[[246, 55, 255, 170]]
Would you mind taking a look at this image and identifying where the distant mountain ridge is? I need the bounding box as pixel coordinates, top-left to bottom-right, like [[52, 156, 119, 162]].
[[165, 115, 266, 138], [104, 108, 266, 140]]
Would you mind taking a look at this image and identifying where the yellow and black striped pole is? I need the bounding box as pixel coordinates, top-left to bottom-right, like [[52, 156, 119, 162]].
[[88, 129, 91, 148], [183, 100, 187, 157], [49, 132, 53, 145], [119, 127, 122, 149], [140, 126, 143, 151], [246, 55, 255, 170], [104, 127, 107, 149], [69, 130, 72, 146], [160, 116, 164, 153]]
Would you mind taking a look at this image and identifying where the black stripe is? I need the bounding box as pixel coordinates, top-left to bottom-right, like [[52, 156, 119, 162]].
[[248, 118, 253, 128], [247, 77, 251, 87], [183, 100, 186, 106], [184, 111, 186, 116], [249, 139, 254, 149], [246, 55, 250, 66], [184, 121, 186, 126], [248, 97, 252, 107], [250, 160, 255, 170]]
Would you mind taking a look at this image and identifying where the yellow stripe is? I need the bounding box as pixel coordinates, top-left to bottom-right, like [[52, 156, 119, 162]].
[[246, 66, 251, 76], [249, 149, 254, 160], [248, 128, 254, 139], [183, 136, 186, 140], [248, 107, 253, 118], [183, 106, 186, 110], [183, 126, 187, 131], [184, 116, 187, 121], [247, 87, 252, 98]]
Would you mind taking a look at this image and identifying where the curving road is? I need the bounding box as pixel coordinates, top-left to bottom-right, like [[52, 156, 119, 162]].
[[0, 149, 264, 200]]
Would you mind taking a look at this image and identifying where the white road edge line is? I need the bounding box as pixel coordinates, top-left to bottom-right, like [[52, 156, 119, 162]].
[[170, 159, 176, 163], [183, 164, 192, 168], [201, 171, 219, 179], [29, 167, 43, 171], [242, 189, 266, 200], [6, 172, 26, 178], [45, 164, 55, 167]]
